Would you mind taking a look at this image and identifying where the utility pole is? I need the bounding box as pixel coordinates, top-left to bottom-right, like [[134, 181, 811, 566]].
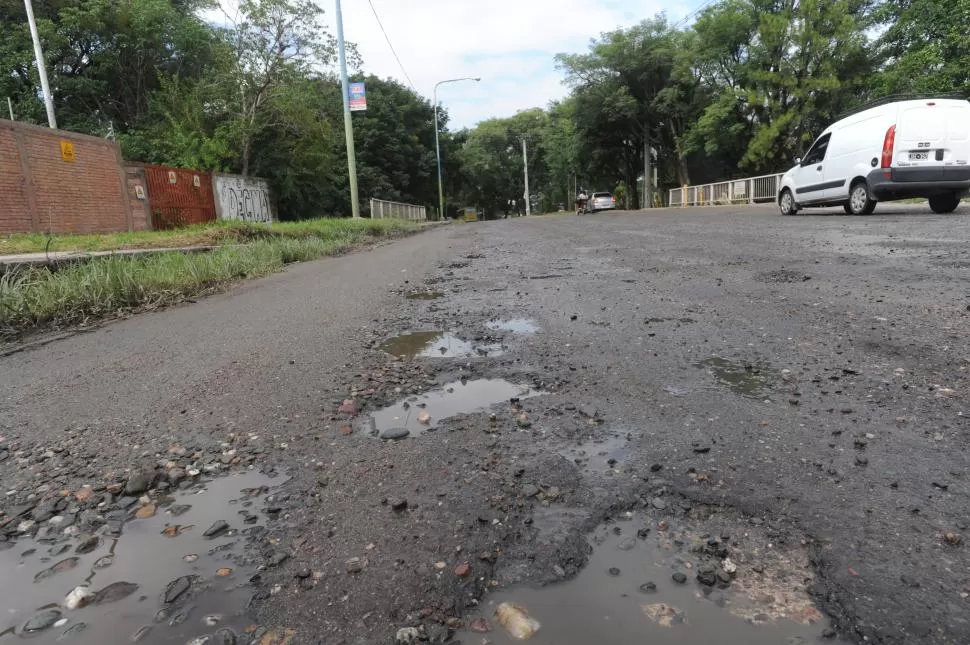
[[24, 0, 56, 128], [434, 77, 480, 221], [335, 0, 360, 218], [521, 138, 531, 216], [643, 130, 652, 209]]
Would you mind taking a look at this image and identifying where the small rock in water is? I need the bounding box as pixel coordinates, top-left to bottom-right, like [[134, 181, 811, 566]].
[[495, 602, 541, 640], [23, 608, 62, 633], [672, 572, 687, 584], [696, 565, 717, 586], [94, 555, 114, 569], [130, 625, 153, 642], [638, 581, 658, 593], [608, 567, 621, 576], [416, 410, 432, 425], [203, 520, 229, 538], [64, 586, 94, 610], [470, 618, 491, 633], [164, 576, 193, 603], [183, 554, 199, 563], [135, 504, 156, 519], [92, 581, 138, 605], [641, 603, 685, 627], [216, 568, 232, 577], [617, 537, 636, 550], [168, 504, 191, 517], [58, 622, 88, 640], [213, 628, 237, 645], [75, 534, 100, 554], [380, 427, 410, 441]]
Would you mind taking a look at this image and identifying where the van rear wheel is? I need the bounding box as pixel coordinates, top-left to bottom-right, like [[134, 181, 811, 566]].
[[848, 180, 876, 215], [928, 193, 961, 214]]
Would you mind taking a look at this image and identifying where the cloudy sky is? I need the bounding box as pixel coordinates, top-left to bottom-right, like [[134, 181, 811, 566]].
[[337, 0, 692, 128]]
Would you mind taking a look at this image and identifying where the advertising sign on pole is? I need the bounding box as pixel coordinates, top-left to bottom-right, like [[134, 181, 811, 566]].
[[349, 82, 367, 111]]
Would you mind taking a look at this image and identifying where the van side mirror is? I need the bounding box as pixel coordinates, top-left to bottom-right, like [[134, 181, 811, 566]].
[[794, 156, 802, 165]]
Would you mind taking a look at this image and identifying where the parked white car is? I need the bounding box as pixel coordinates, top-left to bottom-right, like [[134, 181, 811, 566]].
[[778, 97, 970, 215]]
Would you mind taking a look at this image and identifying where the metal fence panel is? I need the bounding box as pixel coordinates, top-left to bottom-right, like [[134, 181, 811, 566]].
[[142, 164, 215, 229], [369, 198, 427, 221], [668, 173, 785, 208]]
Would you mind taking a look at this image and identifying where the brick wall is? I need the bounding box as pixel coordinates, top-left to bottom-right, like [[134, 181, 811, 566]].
[[0, 119, 143, 235]]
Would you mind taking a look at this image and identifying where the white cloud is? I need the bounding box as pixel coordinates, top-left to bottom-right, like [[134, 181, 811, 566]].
[[336, 0, 691, 127], [208, 0, 693, 128]]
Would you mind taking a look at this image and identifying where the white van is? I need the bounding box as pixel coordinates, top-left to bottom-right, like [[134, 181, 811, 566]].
[[778, 97, 970, 215]]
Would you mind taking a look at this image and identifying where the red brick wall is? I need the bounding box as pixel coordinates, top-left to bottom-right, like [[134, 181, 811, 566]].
[[0, 119, 142, 235]]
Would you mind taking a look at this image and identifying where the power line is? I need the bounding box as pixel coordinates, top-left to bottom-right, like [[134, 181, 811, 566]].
[[366, 0, 416, 91], [672, 0, 719, 28]]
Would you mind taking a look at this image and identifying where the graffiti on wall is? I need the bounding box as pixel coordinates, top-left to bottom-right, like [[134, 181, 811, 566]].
[[214, 175, 273, 223]]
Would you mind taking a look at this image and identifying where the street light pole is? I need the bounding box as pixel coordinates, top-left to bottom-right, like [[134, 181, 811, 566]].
[[434, 76, 480, 220], [23, 0, 56, 128], [520, 137, 531, 216], [335, 0, 360, 218]]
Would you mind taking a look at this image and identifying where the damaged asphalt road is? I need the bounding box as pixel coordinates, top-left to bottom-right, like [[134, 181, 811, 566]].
[[0, 205, 968, 645]]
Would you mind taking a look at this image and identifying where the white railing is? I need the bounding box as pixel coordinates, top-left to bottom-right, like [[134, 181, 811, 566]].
[[369, 198, 428, 221], [668, 173, 785, 207]]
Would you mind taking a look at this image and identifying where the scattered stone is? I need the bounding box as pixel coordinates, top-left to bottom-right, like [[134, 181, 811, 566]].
[[24, 608, 62, 633], [650, 463, 663, 472], [266, 551, 289, 568], [203, 520, 230, 538], [380, 427, 410, 441], [522, 484, 540, 497], [217, 568, 233, 577], [544, 486, 561, 500], [338, 399, 358, 415], [34, 557, 80, 582], [345, 557, 365, 574], [417, 410, 432, 425], [213, 628, 238, 645], [183, 554, 199, 563], [164, 576, 193, 604], [822, 628, 837, 639], [390, 498, 408, 511], [691, 442, 711, 454], [638, 582, 657, 593], [651, 497, 667, 510], [74, 487, 94, 502], [579, 406, 599, 419], [135, 504, 156, 519], [608, 567, 621, 576], [470, 618, 490, 633], [671, 572, 687, 584], [395, 627, 420, 644], [75, 535, 100, 554], [516, 413, 532, 429], [716, 569, 732, 586], [944, 532, 963, 547], [455, 563, 471, 577], [722, 558, 737, 574], [697, 565, 716, 586], [125, 471, 154, 495], [617, 537, 636, 550], [855, 455, 869, 467], [338, 426, 353, 436]]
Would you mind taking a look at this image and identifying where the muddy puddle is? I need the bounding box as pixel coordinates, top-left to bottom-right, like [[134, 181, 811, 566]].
[[476, 512, 842, 645], [560, 433, 631, 475], [485, 318, 539, 334], [379, 332, 503, 359], [696, 356, 775, 399], [368, 379, 543, 439], [405, 291, 444, 300], [0, 470, 282, 645]]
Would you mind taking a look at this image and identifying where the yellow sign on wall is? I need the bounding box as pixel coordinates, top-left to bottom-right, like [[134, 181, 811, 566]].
[[60, 140, 75, 162]]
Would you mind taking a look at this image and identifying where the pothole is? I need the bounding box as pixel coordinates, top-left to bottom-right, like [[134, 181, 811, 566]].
[[379, 332, 503, 359], [695, 357, 775, 399], [475, 510, 841, 644], [559, 433, 631, 474], [0, 470, 282, 644], [485, 319, 539, 334], [368, 379, 543, 439], [405, 292, 444, 300]]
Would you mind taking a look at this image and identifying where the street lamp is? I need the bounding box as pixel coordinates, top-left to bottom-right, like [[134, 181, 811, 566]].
[[433, 76, 480, 220]]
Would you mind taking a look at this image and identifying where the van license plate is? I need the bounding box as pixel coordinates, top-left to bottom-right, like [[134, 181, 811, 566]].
[[908, 151, 930, 161]]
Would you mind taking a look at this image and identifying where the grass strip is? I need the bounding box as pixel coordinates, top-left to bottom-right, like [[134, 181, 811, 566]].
[[0, 217, 418, 256], [0, 218, 416, 339]]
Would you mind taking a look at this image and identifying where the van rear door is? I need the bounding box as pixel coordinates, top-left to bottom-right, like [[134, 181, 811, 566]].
[[894, 100, 970, 181]]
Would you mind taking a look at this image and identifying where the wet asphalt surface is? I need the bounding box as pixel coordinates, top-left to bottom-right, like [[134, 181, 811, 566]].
[[1, 203, 969, 644]]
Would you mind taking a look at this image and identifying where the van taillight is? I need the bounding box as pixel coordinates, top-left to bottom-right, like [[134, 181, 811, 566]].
[[881, 124, 896, 168]]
